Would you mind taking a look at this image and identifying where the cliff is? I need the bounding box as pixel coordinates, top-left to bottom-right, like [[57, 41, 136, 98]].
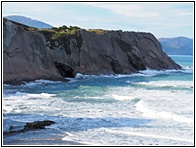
[[3, 19, 181, 84]]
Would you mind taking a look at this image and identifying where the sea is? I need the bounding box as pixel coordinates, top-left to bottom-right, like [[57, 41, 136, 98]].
[[2, 55, 194, 146]]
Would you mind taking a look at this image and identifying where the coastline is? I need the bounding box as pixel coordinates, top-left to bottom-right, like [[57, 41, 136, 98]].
[[3, 128, 86, 146], [3, 136, 86, 145], [2, 55, 193, 146]]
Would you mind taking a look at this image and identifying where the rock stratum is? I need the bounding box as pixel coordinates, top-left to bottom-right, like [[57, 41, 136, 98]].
[[3, 18, 181, 84]]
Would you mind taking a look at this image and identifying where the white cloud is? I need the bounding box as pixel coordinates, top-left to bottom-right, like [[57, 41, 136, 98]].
[[86, 2, 159, 17], [2, 2, 193, 38], [177, 12, 193, 16]]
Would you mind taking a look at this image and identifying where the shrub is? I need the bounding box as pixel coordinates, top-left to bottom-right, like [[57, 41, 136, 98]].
[[88, 29, 108, 34], [28, 27, 39, 31]]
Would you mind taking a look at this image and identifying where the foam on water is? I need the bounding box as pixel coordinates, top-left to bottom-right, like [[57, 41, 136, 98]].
[[62, 133, 101, 145], [22, 79, 62, 87], [3, 54, 193, 145], [60, 126, 193, 145], [180, 66, 193, 73], [73, 67, 193, 81], [3, 92, 57, 114], [105, 129, 193, 143], [3, 92, 55, 99], [135, 100, 193, 124], [135, 80, 193, 88], [112, 94, 134, 101], [75, 73, 93, 79], [139, 66, 193, 76]]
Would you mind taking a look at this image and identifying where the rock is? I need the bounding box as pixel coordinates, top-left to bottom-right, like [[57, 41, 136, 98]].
[[72, 30, 181, 75], [3, 120, 55, 136], [3, 19, 61, 84], [54, 41, 59, 47], [23, 120, 55, 131], [3, 18, 181, 84]]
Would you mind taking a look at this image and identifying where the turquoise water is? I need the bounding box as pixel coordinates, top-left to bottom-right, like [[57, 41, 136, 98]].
[[3, 55, 194, 146], [170, 55, 193, 67]]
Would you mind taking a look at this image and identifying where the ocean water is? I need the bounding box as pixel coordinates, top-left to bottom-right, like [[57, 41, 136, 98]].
[[3, 55, 194, 146]]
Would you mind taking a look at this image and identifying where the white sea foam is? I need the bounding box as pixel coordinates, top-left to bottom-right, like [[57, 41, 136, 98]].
[[136, 80, 193, 88], [139, 68, 178, 76], [3, 61, 193, 146], [62, 133, 101, 145], [102, 73, 145, 78], [139, 66, 193, 76], [3, 92, 57, 114], [23, 79, 62, 87], [71, 66, 193, 83], [135, 100, 193, 124], [4, 92, 55, 100], [179, 66, 193, 74], [74, 67, 192, 80], [105, 129, 193, 143], [74, 72, 159, 80], [112, 94, 136, 101], [75, 73, 93, 79]]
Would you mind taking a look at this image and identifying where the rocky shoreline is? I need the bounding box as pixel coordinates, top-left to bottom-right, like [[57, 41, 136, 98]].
[[3, 120, 86, 145]]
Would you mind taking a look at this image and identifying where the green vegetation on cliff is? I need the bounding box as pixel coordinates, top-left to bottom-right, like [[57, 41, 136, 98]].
[[38, 25, 82, 56], [39, 25, 81, 40], [87, 29, 108, 35]]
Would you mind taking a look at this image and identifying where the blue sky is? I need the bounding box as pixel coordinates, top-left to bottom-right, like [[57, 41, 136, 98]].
[[2, 2, 193, 38]]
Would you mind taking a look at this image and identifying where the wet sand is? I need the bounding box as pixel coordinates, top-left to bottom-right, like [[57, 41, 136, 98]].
[[3, 136, 86, 145]]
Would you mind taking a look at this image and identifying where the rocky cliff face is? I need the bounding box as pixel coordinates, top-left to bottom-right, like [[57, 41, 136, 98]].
[[3, 19, 181, 84], [3, 19, 61, 84]]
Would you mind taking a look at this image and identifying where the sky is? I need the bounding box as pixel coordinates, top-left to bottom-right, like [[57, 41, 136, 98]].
[[2, 1, 194, 38]]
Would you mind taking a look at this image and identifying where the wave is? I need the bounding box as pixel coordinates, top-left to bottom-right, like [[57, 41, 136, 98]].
[[134, 80, 193, 88], [112, 94, 141, 102], [62, 133, 100, 145], [3, 92, 56, 114], [139, 66, 193, 76], [105, 129, 193, 143], [135, 100, 193, 125], [179, 66, 193, 74], [4, 92, 55, 99], [74, 73, 141, 79], [3, 66, 192, 88], [22, 79, 62, 87], [73, 67, 192, 80]]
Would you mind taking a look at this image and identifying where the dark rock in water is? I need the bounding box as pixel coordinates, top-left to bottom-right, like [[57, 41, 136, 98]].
[[3, 18, 181, 84], [23, 120, 55, 131], [3, 120, 55, 136]]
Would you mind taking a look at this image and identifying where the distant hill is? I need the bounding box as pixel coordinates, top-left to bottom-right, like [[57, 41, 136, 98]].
[[4, 15, 53, 29], [158, 37, 193, 55]]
